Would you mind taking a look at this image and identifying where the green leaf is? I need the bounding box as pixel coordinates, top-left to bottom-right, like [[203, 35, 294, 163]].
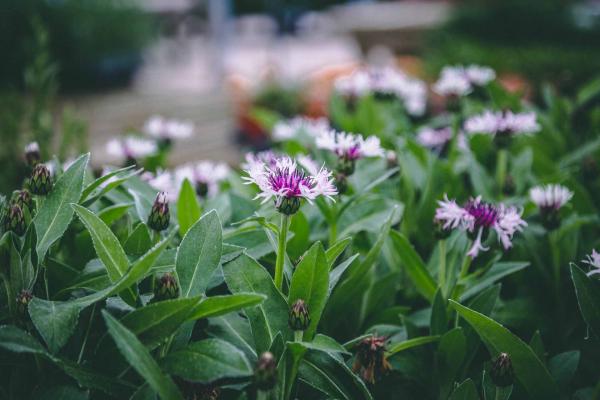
[[460, 262, 529, 301], [188, 293, 266, 320], [206, 314, 257, 362], [35, 153, 89, 260], [449, 300, 560, 399], [328, 254, 359, 296], [289, 242, 329, 340], [570, 264, 600, 337], [549, 351, 580, 389], [81, 169, 141, 207], [29, 232, 173, 353], [103, 311, 183, 400], [37, 386, 89, 400], [279, 343, 307, 400], [298, 349, 372, 400], [325, 237, 352, 267], [387, 335, 440, 356], [124, 223, 152, 256], [437, 328, 467, 399], [176, 210, 222, 297], [177, 179, 201, 236], [80, 165, 136, 202], [119, 297, 201, 348], [222, 253, 290, 354], [389, 230, 437, 302], [430, 288, 448, 336], [449, 379, 480, 400], [98, 203, 132, 225], [161, 338, 252, 383]]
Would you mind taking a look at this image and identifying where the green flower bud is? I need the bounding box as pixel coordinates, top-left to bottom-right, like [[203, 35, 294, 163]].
[[4, 204, 26, 236], [336, 156, 356, 176], [254, 351, 277, 391], [14, 189, 32, 211], [335, 173, 348, 195], [275, 196, 301, 216], [148, 192, 170, 232], [289, 299, 310, 331], [153, 272, 179, 301], [16, 290, 33, 315], [490, 352, 514, 387], [29, 163, 53, 195], [196, 181, 209, 198], [502, 175, 516, 196], [24, 142, 41, 167]]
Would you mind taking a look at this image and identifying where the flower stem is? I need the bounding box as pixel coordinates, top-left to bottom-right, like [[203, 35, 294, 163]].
[[329, 221, 337, 246], [294, 330, 303, 342], [496, 149, 508, 195], [275, 214, 290, 291], [459, 255, 472, 280], [438, 240, 447, 294]]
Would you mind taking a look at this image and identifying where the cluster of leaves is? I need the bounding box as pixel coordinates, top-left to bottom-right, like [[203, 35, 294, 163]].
[[1, 71, 600, 400]]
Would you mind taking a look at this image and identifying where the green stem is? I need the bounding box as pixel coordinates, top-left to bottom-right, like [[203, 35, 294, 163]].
[[496, 149, 508, 195], [459, 255, 472, 280], [257, 390, 268, 400], [329, 221, 337, 246], [274, 214, 290, 291], [1, 274, 14, 317], [294, 330, 303, 342], [77, 304, 96, 364], [438, 240, 447, 294]]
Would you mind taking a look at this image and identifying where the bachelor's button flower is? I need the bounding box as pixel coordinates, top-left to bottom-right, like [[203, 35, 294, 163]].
[[106, 136, 158, 164], [435, 195, 527, 258], [143, 170, 178, 201], [144, 115, 194, 142], [24, 142, 41, 166], [582, 250, 600, 277], [530, 184, 573, 212], [416, 127, 453, 151], [175, 161, 229, 198], [147, 192, 170, 232], [433, 66, 473, 97], [465, 65, 496, 86], [352, 335, 391, 384], [316, 130, 384, 175], [465, 110, 540, 137], [242, 150, 281, 171], [272, 117, 330, 141], [243, 156, 337, 215]]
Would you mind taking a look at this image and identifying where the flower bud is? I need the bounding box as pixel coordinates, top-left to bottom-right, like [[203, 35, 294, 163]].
[[4, 204, 26, 236], [29, 163, 53, 195], [196, 181, 209, 198], [502, 175, 516, 196], [352, 335, 391, 384], [335, 173, 348, 195], [14, 190, 32, 211], [490, 352, 514, 387], [148, 192, 170, 232], [24, 142, 41, 167], [254, 351, 277, 391], [289, 299, 310, 331], [275, 196, 301, 216], [16, 290, 33, 315], [336, 156, 356, 176], [153, 272, 179, 301], [540, 208, 561, 231]]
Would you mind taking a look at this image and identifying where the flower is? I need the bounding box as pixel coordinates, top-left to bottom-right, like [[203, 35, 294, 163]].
[[530, 184, 573, 212], [416, 127, 453, 150], [175, 161, 229, 198], [582, 250, 600, 277], [433, 65, 496, 97], [243, 156, 337, 214], [153, 272, 179, 301], [289, 299, 310, 331], [144, 115, 194, 140], [464, 110, 540, 137], [316, 130, 385, 161], [352, 335, 391, 384], [24, 142, 41, 166], [490, 353, 514, 387], [106, 136, 158, 163], [435, 195, 527, 258], [143, 170, 178, 201], [334, 67, 427, 116], [242, 150, 281, 171], [272, 117, 330, 141], [147, 192, 170, 232]]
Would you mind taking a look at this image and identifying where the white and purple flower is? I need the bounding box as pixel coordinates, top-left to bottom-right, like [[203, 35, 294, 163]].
[[106, 136, 158, 164], [243, 156, 337, 214], [144, 115, 194, 141], [175, 161, 230, 198], [433, 65, 496, 97], [530, 184, 573, 212], [464, 110, 540, 137], [316, 130, 385, 161], [272, 117, 330, 142], [435, 195, 527, 258], [416, 127, 453, 151], [583, 250, 600, 277]]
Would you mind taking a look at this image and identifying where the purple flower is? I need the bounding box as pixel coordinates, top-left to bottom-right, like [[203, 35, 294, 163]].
[[175, 161, 229, 198], [529, 184, 573, 212], [416, 127, 453, 150], [272, 117, 330, 141], [106, 136, 158, 162], [316, 130, 384, 161], [583, 250, 600, 277], [464, 110, 540, 137], [435, 195, 527, 258], [243, 156, 337, 205], [433, 65, 496, 97], [144, 115, 194, 140]]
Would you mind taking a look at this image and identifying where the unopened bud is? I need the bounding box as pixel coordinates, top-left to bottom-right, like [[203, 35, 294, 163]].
[[4, 205, 26, 236], [540, 208, 561, 231], [289, 299, 310, 331], [24, 142, 40, 167], [196, 181, 209, 198], [14, 190, 32, 211], [352, 335, 391, 384], [502, 175, 516, 196], [148, 192, 170, 231], [254, 351, 277, 391], [29, 163, 53, 195], [275, 196, 301, 216], [16, 290, 33, 315], [153, 273, 179, 301], [335, 173, 348, 195], [490, 352, 514, 387], [336, 156, 356, 176]]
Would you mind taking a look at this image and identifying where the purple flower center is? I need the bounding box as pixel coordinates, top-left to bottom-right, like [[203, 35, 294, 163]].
[[268, 167, 313, 198], [465, 199, 499, 228], [341, 146, 361, 161]]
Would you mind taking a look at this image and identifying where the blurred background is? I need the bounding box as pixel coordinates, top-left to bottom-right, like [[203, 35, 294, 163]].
[[2, 0, 600, 191]]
